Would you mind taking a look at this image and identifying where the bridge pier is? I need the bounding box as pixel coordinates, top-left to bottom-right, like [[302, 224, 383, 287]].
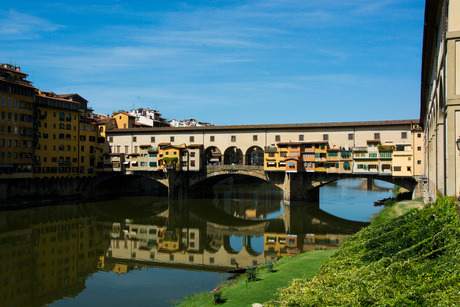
[[283, 173, 320, 203]]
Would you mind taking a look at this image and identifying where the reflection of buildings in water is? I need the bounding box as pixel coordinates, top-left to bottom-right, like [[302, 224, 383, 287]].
[[0, 228, 33, 307], [0, 210, 106, 307], [264, 233, 350, 259], [106, 219, 351, 272]]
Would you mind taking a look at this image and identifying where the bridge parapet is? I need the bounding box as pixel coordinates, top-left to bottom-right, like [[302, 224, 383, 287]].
[[206, 165, 264, 173]]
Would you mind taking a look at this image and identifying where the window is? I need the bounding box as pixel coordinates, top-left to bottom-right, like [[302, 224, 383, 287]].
[[401, 132, 407, 139], [417, 160, 422, 165], [417, 133, 422, 138], [253, 135, 258, 141], [323, 134, 328, 141], [275, 135, 280, 142], [417, 146, 421, 151], [170, 136, 174, 142], [190, 136, 194, 142], [59, 112, 65, 121], [348, 133, 353, 140], [151, 136, 155, 143], [133, 136, 137, 142], [299, 135, 304, 141], [394, 166, 401, 172], [288, 162, 295, 168], [108, 136, 113, 142], [210, 136, 215, 142], [231, 135, 236, 142], [374, 133, 380, 140]]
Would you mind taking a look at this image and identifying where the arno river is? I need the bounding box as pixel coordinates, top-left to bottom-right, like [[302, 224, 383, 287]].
[[0, 178, 394, 307]]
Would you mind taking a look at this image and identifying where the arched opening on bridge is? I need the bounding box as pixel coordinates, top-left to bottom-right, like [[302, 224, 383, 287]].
[[223, 146, 243, 165], [204, 146, 222, 165], [245, 146, 264, 166]]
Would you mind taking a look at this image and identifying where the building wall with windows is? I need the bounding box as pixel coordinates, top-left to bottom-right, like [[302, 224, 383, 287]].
[[0, 64, 35, 178], [79, 118, 99, 176], [34, 92, 80, 178], [420, 0, 460, 197]]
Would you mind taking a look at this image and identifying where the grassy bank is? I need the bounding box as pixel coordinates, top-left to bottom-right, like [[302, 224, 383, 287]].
[[269, 197, 460, 306], [177, 249, 336, 306]]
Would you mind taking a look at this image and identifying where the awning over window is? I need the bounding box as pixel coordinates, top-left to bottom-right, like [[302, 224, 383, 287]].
[[123, 161, 130, 165]]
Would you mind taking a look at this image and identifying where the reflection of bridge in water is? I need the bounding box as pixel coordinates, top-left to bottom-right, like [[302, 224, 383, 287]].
[[105, 199, 369, 270], [0, 195, 371, 306]]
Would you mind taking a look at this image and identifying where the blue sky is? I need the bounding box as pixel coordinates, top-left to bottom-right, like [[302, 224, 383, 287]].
[[1, 0, 425, 125]]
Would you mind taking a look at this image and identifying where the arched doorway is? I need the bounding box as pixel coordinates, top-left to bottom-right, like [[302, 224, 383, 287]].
[[204, 146, 222, 165], [224, 147, 243, 165], [245, 146, 264, 166]]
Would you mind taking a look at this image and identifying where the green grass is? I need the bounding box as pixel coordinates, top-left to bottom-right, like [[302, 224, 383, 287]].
[[371, 199, 425, 226], [177, 249, 336, 307]]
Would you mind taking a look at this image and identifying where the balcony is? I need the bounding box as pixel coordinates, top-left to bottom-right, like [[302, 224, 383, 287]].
[[264, 146, 277, 152]]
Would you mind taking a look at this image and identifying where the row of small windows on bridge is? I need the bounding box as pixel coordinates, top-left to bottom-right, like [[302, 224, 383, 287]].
[[114, 132, 418, 144]]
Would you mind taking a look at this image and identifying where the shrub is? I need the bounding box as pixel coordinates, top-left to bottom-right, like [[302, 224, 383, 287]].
[[211, 287, 223, 304], [247, 267, 258, 282]]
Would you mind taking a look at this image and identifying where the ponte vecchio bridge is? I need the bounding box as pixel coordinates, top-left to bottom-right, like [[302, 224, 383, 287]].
[[104, 119, 424, 202]]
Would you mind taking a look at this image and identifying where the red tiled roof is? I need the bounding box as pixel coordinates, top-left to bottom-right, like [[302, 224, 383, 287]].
[[113, 111, 136, 118]]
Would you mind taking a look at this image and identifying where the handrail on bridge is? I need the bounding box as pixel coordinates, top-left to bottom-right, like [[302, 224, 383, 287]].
[[206, 165, 264, 172]]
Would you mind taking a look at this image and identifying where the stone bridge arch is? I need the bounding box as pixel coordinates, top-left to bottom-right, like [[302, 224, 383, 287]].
[[93, 174, 168, 195], [282, 172, 418, 203]]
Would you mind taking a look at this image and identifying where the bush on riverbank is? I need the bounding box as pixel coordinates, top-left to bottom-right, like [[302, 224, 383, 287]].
[[269, 196, 460, 306]]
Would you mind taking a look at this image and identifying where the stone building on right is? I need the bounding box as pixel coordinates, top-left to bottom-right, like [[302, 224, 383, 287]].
[[420, 0, 460, 198]]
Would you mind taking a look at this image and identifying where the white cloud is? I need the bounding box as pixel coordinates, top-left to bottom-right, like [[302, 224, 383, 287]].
[[0, 10, 63, 40]]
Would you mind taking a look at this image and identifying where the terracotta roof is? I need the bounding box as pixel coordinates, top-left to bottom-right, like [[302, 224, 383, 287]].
[[135, 122, 151, 127], [36, 93, 80, 104], [187, 144, 203, 148], [95, 117, 113, 123], [113, 111, 136, 118]]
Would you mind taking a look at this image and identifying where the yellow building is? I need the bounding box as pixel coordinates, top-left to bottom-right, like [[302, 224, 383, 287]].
[[0, 64, 35, 178], [158, 143, 183, 171], [79, 117, 99, 176], [113, 111, 136, 129], [34, 91, 81, 177], [411, 124, 424, 177], [392, 143, 414, 177], [314, 141, 328, 172]]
